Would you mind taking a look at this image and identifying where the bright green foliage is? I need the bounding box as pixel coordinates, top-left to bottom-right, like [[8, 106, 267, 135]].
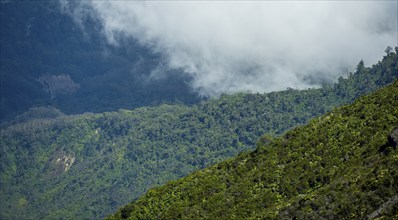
[[0, 51, 397, 219], [108, 80, 398, 220]]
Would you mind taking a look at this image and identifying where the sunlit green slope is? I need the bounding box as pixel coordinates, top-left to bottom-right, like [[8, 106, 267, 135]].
[[108, 80, 398, 220]]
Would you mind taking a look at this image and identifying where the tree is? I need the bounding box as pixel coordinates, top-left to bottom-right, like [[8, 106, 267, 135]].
[[385, 46, 393, 54], [356, 60, 365, 73]]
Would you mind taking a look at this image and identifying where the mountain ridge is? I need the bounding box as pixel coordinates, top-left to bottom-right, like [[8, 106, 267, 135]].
[[0, 0, 200, 122], [0, 50, 397, 219]]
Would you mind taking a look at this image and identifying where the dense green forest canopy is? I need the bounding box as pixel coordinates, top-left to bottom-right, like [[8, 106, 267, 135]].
[[0, 50, 397, 219], [108, 79, 398, 220]]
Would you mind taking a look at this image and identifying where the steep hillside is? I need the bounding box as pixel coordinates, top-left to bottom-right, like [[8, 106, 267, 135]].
[[0, 51, 397, 219], [108, 80, 398, 220], [0, 0, 199, 122]]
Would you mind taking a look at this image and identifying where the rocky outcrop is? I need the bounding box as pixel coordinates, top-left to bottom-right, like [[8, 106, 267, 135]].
[[43, 151, 76, 178], [38, 74, 80, 99]]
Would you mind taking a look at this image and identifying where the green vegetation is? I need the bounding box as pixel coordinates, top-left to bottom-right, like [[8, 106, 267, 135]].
[[108, 79, 398, 220], [0, 50, 397, 219]]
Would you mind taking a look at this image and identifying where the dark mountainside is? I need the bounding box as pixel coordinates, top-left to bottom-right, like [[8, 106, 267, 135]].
[[108, 80, 398, 220], [0, 50, 397, 220], [0, 0, 200, 123]]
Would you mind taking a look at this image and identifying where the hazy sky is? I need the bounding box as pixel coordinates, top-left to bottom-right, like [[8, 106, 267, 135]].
[[66, 1, 398, 97]]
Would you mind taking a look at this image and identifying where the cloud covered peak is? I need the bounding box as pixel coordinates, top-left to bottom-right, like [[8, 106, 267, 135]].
[[67, 1, 397, 96]]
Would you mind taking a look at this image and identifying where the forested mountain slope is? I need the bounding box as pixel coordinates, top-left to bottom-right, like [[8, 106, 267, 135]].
[[108, 80, 398, 220], [0, 0, 199, 122], [0, 50, 397, 219]]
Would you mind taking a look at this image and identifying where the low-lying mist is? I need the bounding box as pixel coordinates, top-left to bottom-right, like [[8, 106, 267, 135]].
[[62, 1, 397, 96]]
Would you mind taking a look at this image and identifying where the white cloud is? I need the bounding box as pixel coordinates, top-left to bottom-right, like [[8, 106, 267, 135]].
[[71, 1, 397, 96]]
